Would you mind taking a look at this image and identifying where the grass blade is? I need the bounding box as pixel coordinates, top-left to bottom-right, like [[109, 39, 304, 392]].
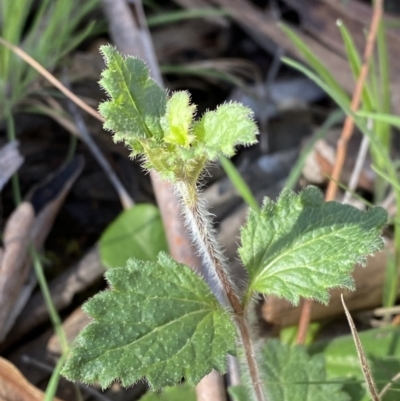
[[219, 155, 259, 210], [147, 8, 230, 27], [280, 23, 348, 101], [337, 20, 374, 111]]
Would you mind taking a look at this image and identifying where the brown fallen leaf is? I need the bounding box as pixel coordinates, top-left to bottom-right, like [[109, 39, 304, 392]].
[[0, 357, 64, 401], [0, 202, 35, 339], [0, 156, 85, 343]]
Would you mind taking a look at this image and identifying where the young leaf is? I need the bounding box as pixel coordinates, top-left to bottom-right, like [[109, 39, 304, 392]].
[[239, 186, 387, 305], [98, 45, 166, 152], [229, 340, 350, 401], [160, 91, 196, 147], [193, 102, 258, 159], [62, 253, 236, 389], [98, 45, 257, 185]]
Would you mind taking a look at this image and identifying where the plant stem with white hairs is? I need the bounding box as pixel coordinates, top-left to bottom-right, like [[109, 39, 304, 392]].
[[176, 181, 267, 401]]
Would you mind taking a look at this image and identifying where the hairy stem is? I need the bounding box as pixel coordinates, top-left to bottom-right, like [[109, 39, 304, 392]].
[[177, 182, 267, 401]]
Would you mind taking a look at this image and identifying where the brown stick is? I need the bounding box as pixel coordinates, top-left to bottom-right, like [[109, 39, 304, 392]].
[[341, 295, 380, 400], [296, 0, 384, 345], [0, 37, 103, 122]]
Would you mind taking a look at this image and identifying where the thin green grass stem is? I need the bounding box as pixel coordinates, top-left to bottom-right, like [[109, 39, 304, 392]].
[[30, 245, 69, 354], [219, 155, 259, 210], [31, 244, 73, 398], [147, 8, 230, 27], [393, 193, 400, 307], [373, 16, 391, 203], [383, 253, 397, 308], [44, 353, 67, 401], [372, 165, 400, 307]]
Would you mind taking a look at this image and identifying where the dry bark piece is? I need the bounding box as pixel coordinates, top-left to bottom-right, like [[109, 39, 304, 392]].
[[0, 156, 84, 342], [230, 77, 325, 123], [0, 357, 64, 401], [262, 244, 392, 327], [196, 371, 227, 401], [0, 202, 35, 340]]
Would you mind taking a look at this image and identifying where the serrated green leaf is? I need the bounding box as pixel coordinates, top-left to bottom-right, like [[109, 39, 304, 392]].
[[193, 103, 257, 159], [239, 186, 387, 305], [62, 253, 236, 389], [98, 45, 166, 151], [99, 204, 168, 268], [229, 340, 350, 401], [161, 91, 196, 147], [139, 383, 196, 401]]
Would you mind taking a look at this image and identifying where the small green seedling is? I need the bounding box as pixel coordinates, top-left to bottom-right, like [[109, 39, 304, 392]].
[[61, 45, 387, 401]]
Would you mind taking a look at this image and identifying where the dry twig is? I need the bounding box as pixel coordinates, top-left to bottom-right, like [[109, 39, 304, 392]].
[[0, 38, 102, 122], [341, 295, 380, 401]]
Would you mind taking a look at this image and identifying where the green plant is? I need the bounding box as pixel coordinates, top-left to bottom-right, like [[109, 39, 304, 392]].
[[280, 19, 392, 201], [0, 0, 100, 203], [0, 0, 99, 121], [280, 20, 400, 311], [61, 45, 387, 401]]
